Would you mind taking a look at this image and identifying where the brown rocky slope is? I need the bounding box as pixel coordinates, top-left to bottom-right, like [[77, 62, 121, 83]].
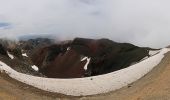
[[0, 48, 170, 100]]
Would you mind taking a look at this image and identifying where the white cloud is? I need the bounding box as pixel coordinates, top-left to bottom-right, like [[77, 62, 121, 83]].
[[0, 0, 170, 48]]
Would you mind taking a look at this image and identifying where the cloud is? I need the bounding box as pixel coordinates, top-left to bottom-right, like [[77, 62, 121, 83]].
[[0, 0, 170, 48], [77, 0, 96, 5]]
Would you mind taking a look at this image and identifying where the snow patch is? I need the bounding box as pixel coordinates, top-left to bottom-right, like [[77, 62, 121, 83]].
[[0, 48, 169, 96], [81, 57, 91, 70], [7, 51, 14, 59], [22, 53, 28, 57], [67, 47, 71, 51], [31, 65, 39, 71], [81, 57, 88, 61]]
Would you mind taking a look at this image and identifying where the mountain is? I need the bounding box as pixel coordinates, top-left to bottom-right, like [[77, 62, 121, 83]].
[[0, 37, 169, 100], [0, 37, 154, 78], [31, 38, 149, 78]]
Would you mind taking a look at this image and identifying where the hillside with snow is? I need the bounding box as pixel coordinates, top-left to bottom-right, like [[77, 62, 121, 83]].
[[0, 38, 168, 97], [0, 48, 169, 96]]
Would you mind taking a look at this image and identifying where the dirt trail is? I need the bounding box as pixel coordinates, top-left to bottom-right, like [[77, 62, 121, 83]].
[[0, 74, 57, 100], [1, 52, 170, 100]]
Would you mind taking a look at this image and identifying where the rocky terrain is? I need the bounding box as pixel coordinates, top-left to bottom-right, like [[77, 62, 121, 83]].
[[0, 37, 151, 78], [0, 47, 169, 100], [1, 37, 169, 100]]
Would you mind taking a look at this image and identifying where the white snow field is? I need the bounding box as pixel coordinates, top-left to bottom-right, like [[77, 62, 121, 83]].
[[0, 48, 169, 96]]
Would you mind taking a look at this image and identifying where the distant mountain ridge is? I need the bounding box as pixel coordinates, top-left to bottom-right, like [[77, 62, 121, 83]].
[[0, 37, 152, 78]]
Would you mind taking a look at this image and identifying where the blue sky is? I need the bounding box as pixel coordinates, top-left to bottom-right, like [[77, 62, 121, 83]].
[[0, 0, 170, 48], [0, 23, 9, 27], [0, 22, 11, 29]]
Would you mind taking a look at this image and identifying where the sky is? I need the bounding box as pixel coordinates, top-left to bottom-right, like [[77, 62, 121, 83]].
[[0, 0, 170, 48]]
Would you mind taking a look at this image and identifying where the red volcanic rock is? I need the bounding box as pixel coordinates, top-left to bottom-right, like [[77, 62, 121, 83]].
[[41, 49, 86, 78], [31, 38, 149, 78], [31, 44, 87, 78]]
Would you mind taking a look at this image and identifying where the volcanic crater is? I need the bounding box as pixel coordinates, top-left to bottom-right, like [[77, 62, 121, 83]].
[[25, 37, 150, 78]]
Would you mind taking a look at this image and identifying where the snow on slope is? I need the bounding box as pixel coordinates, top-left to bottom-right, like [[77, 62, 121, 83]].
[[22, 53, 28, 57], [149, 50, 160, 56], [67, 47, 71, 51], [81, 57, 91, 70], [31, 65, 39, 71], [0, 48, 169, 96], [140, 56, 149, 61], [7, 51, 14, 59]]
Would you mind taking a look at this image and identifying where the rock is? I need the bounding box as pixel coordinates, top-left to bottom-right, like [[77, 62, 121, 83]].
[[31, 38, 149, 78], [0, 44, 8, 56]]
